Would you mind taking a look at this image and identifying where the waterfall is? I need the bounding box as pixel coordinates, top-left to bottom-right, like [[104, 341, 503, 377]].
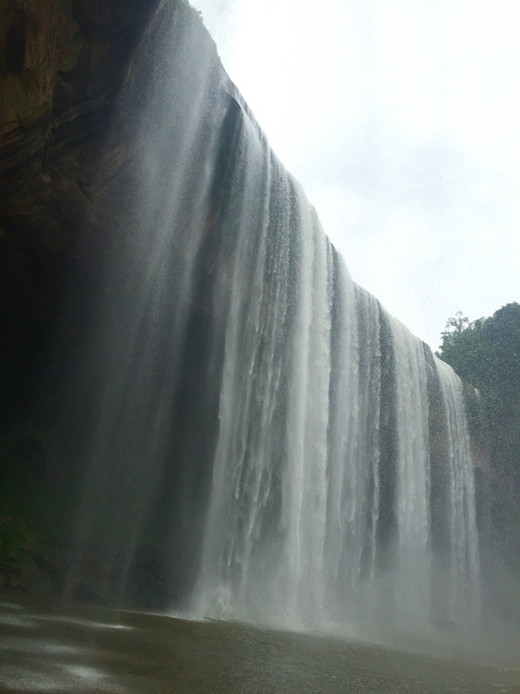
[[387, 316, 432, 626], [434, 358, 481, 624], [65, 1, 481, 636]]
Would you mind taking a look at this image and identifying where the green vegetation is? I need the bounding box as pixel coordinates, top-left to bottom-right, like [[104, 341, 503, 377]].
[[437, 302, 520, 484]]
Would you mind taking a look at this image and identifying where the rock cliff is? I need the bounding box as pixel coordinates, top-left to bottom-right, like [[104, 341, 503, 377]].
[[0, 0, 232, 599], [0, 0, 161, 429]]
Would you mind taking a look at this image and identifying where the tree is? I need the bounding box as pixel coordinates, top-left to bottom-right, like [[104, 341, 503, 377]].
[[437, 303, 520, 483], [437, 312, 487, 390]]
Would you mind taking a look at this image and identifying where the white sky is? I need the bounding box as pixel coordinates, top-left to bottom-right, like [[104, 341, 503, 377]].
[[191, 0, 519, 350]]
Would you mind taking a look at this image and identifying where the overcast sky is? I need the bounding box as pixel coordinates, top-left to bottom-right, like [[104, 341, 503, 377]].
[[190, 0, 519, 350]]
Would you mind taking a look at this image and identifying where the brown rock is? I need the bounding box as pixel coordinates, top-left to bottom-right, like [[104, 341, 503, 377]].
[[0, 0, 161, 425]]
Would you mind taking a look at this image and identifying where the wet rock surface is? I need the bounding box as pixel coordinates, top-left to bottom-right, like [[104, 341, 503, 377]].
[[0, 0, 161, 427]]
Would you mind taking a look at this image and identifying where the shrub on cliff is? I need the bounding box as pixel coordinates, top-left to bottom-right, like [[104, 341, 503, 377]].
[[437, 302, 520, 485]]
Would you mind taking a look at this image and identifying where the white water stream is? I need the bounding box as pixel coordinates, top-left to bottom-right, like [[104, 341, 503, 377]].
[[66, 1, 481, 640]]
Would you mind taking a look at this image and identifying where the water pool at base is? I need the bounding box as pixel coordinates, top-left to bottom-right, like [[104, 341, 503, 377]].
[[1, 596, 519, 693]]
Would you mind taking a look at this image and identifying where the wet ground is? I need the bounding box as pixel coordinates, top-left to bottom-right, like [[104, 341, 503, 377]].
[[1, 595, 519, 693]]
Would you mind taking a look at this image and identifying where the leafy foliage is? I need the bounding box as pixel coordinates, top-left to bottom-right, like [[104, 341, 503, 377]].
[[437, 303, 520, 482]]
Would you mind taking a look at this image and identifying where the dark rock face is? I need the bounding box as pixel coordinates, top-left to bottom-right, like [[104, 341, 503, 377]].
[[0, 0, 232, 603], [0, 0, 161, 429], [0, 0, 160, 180], [0, 0, 166, 595]]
